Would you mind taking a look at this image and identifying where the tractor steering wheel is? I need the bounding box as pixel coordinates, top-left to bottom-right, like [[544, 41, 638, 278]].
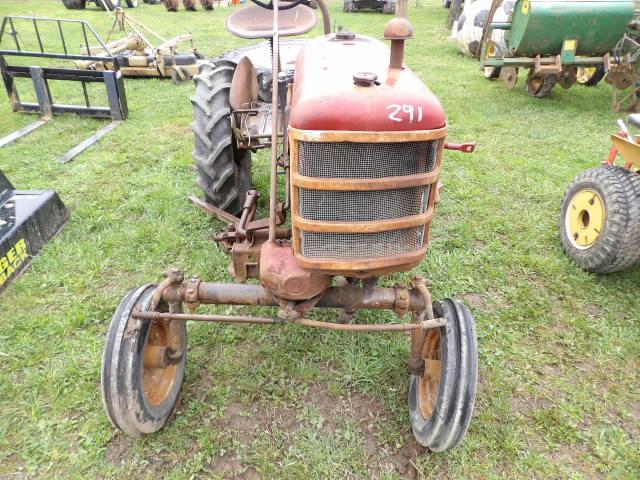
[[249, 0, 305, 10]]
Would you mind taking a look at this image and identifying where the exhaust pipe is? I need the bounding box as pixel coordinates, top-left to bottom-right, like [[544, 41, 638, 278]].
[[384, 0, 413, 69]]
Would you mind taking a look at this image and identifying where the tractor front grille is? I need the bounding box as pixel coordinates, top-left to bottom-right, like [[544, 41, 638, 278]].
[[291, 134, 444, 271]]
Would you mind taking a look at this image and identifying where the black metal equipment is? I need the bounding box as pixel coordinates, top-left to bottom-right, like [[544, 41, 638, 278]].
[[0, 170, 69, 294], [0, 16, 128, 163]]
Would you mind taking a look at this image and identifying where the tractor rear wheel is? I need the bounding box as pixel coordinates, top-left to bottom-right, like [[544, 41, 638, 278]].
[[62, 0, 87, 8], [191, 61, 251, 215], [409, 299, 478, 452], [525, 71, 558, 98], [102, 285, 187, 437], [559, 166, 640, 273]]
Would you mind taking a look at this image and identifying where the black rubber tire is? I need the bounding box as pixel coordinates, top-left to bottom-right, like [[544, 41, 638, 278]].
[[408, 299, 478, 452], [145, 0, 162, 4], [96, 0, 121, 10], [201, 0, 214, 9], [577, 65, 606, 87], [443, 0, 451, 7], [559, 166, 640, 273], [191, 61, 252, 215], [183, 0, 197, 10], [101, 285, 187, 437], [525, 71, 558, 98], [125, 0, 139, 7], [62, 0, 87, 8], [483, 66, 501, 80], [164, 0, 179, 10]]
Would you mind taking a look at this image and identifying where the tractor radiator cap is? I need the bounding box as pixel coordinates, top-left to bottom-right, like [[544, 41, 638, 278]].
[[353, 72, 377, 87], [336, 30, 356, 41]]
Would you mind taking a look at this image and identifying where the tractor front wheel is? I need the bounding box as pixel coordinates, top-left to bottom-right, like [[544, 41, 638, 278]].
[[102, 285, 187, 437], [408, 299, 478, 452], [191, 61, 251, 215], [559, 166, 640, 273], [525, 71, 558, 98]]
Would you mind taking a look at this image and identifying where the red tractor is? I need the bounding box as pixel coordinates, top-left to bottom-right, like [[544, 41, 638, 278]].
[[101, 0, 478, 452]]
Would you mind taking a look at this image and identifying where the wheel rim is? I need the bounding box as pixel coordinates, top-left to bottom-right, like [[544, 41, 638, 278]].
[[565, 189, 605, 249], [577, 67, 596, 84], [527, 73, 543, 93], [417, 329, 442, 420], [142, 321, 180, 407]]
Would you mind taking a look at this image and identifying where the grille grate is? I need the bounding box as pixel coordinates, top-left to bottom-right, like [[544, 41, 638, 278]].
[[298, 186, 431, 222], [298, 141, 439, 179], [300, 227, 426, 260]]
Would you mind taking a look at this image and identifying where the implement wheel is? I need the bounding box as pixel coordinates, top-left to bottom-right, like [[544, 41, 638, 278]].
[[560, 166, 640, 273], [576, 66, 606, 87], [102, 285, 187, 437], [525, 71, 557, 98], [409, 299, 478, 452], [191, 61, 252, 215]]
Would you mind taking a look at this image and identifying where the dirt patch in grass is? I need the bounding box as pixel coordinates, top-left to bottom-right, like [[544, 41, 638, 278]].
[[106, 434, 134, 466]]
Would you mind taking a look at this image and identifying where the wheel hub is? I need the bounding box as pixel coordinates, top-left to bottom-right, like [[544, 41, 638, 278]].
[[142, 320, 180, 406], [566, 189, 605, 249], [417, 329, 442, 420]]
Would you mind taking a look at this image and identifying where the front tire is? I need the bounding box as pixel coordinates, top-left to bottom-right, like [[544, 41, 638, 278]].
[[102, 285, 187, 437], [191, 61, 252, 215], [559, 166, 640, 273], [409, 299, 478, 452]]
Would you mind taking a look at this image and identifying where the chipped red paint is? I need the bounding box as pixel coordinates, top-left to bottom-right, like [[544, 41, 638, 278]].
[[290, 34, 446, 132]]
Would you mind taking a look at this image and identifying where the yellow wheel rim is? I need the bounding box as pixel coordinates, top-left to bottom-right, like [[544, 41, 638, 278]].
[[577, 67, 597, 84], [565, 189, 605, 249]]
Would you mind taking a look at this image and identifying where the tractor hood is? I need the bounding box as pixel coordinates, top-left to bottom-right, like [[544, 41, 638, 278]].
[[289, 34, 446, 132]]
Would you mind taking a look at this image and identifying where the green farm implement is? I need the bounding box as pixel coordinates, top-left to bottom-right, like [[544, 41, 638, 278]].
[[479, 0, 640, 105]]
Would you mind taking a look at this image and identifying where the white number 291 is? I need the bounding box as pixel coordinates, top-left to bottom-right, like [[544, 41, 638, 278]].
[[387, 104, 423, 123]]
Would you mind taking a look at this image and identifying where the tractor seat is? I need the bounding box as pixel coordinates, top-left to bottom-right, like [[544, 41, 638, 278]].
[[226, 4, 318, 39], [628, 114, 640, 129]]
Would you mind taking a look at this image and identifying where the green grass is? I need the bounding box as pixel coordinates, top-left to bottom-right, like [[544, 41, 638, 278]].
[[1, 0, 639, 478]]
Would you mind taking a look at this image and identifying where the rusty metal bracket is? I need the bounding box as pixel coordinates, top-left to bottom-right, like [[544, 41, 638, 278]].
[[407, 276, 437, 376], [394, 285, 410, 318], [184, 275, 201, 312]]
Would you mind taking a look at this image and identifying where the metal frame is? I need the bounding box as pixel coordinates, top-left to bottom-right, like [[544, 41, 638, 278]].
[[0, 16, 128, 162]]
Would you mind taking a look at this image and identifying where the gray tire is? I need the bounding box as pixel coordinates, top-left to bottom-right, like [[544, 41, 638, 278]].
[[101, 285, 187, 437], [96, 0, 121, 10], [409, 299, 478, 452], [62, 0, 87, 8], [559, 166, 640, 273], [191, 61, 251, 215]]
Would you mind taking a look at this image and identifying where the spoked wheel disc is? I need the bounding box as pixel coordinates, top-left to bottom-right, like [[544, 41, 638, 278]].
[[102, 284, 187, 437], [409, 299, 478, 452]]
